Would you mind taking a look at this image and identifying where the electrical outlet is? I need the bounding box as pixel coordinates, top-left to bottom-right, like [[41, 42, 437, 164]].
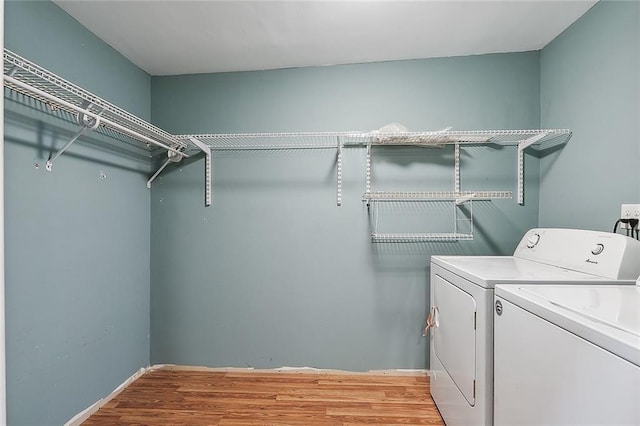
[[621, 204, 640, 219]]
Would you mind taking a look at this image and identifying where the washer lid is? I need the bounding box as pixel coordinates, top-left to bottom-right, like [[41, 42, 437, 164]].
[[496, 284, 640, 367], [432, 256, 612, 289]]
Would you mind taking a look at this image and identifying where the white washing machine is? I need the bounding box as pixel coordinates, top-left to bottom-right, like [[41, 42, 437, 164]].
[[494, 282, 640, 425], [426, 228, 640, 426]]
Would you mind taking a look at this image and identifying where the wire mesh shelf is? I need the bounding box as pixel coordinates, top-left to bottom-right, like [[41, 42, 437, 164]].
[[376, 129, 574, 148], [176, 132, 370, 150], [3, 48, 187, 156], [177, 129, 571, 151], [371, 232, 474, 242], [368, 196, 474, 242], [363, 191, 513, 202]]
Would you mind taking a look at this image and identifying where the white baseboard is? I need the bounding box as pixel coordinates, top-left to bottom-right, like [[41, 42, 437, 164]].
[[65, 366, 149, 426], [156, 364, 429, 376]]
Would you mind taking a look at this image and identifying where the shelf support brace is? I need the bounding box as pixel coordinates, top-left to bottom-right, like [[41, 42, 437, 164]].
[[517, 133, 547, 205], [45, 101, 102, 172], [455, 193, 476, 205], [336, 137, 343, 206], [146, 150, 183, 189], [189, 138, 212, 207]]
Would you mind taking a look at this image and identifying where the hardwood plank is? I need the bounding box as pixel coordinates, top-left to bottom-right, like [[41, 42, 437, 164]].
[[82, 366, 444, 425], [277, 388, 387, 403]]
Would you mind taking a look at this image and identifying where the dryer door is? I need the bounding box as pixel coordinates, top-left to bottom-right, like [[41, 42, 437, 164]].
[[432, 274, 477, 405]]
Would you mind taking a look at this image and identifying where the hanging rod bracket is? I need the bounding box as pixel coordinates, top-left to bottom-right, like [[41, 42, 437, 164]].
[[45, 101, 102, 172], [189, 138, 213, 207], [77, 103, 102, 130]]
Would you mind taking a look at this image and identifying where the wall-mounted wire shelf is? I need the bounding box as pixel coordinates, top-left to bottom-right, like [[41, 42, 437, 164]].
[[178, 130, 569, 215], [176, 129, 571, 151], [3, 48, 188, 169], [371, 232, 475, 243], [368, 195, 474, 243], [4, 50, 573, 242], [369, 129, 571, 147], [176, 132, 368, 151], [359, 127, 572, 242], [363, 191, 513, 203]]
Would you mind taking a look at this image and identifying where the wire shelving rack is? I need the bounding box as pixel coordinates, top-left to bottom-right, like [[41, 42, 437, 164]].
[[4, 48, 573, 242]]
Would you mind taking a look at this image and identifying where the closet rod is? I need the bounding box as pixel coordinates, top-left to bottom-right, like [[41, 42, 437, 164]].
[[3, 74, 188, 159]]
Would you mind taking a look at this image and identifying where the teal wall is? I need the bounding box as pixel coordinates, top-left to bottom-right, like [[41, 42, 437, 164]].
[[4, 1, 151, 424], [540, 0, 640, 229], [150, 53, 541, 370]]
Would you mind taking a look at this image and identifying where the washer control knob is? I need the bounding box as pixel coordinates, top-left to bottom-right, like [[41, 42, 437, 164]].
[[526, 233, 541, 248], [591, 243, 604, 255]]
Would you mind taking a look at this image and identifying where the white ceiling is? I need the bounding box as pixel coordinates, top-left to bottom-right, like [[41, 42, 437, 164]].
[[53, 0, 598, 76]]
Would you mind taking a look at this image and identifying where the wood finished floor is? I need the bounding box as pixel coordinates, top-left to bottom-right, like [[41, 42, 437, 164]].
[[82, 367, 445, 425]]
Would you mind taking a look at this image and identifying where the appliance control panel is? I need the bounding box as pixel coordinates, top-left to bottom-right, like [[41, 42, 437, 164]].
[[514, 228, 640, 280]]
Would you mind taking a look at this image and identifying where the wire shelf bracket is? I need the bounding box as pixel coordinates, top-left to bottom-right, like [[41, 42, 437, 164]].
[[365, 142, 372, 207], [189, 138, 213, 207], [517, 132, 548, 205], [454, 143, 461, 193], [336, 137, 343, 207]]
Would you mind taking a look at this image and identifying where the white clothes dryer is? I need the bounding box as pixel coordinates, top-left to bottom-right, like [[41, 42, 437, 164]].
[[426, 228, 640, 426], [494, 283, 640, 425]]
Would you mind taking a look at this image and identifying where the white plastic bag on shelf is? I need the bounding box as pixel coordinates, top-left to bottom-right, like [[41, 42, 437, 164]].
[[376, 122, 409, 133], [372, 123, 451, 146]]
